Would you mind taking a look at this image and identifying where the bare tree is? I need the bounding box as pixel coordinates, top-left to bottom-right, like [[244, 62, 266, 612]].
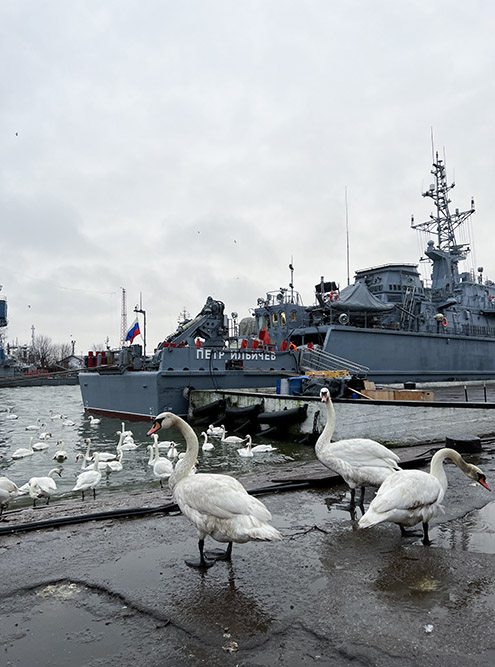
[[31, 334, 57, 369]]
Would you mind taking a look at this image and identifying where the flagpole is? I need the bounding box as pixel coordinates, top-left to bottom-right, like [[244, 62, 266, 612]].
[[134, 293, 147, 356]]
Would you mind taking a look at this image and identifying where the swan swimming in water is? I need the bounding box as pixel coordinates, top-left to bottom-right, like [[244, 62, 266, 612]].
[[220, 425, 247, 445], [12, 436, 35, 459], [316, 387, 401, 507], [53, 440, 68, 462], [148, 412, 282, 568], [206, 424, 223, 437], [359, 447, 491, 544], [150, 434, 173, 487], [200, 432, 215, 451], [243, 435, 277, 453]]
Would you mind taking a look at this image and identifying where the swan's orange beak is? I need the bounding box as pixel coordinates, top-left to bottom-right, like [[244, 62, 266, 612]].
[[147, 422, 160, 436], [479, 478, 491, 491]]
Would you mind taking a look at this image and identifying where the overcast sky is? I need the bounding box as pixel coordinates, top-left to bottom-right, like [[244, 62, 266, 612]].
[[1, 0, 494, 355]]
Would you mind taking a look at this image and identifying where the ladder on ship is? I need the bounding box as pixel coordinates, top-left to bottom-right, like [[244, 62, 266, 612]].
[[298, 347, 369, 378]]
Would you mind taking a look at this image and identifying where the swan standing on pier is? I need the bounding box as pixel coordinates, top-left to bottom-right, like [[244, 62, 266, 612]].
[[0, 477, 20, 512], [72, 452, 102, 500], [359, 447, 490, 543], [22, 468, 62, 507], [148, 412, 282, 568], [316, 387, 401, 507]]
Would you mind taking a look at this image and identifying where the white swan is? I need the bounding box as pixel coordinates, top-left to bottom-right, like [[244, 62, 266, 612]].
[[88, 415, 101, 426], [99, 448, 124, 474], [6, 407, 18, 420], [359, 447, 491, 544], [0, 488, 11, 513], [23, 468, 62, 507], [148, 412, 282, 568], [32, 432, 52, 451], [206, 424, 223, 437], [0, 476, 20, 507], [244, 435, 277, 453], [12, 436, 35, 459], [151, 435, 173, 487], [200, 432, 215, 451], [167, 442, 178, 459], [62, 418, 75, 427], [0, 476, 20, 496], [82, 438, 117, 462], [49, 410, 65, 420], [116, 430, 139, 451], [72, 452, 102, 500], [220, 425, 247, 445], [53, 440, 68, 462], [25, 417, 42, 431], [237, 438, 253, 457], [316, 386, 401, 506]]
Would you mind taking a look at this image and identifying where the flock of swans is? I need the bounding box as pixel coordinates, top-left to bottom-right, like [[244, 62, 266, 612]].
[[145, 387, 491, 568], [1, 386, 492, 568]]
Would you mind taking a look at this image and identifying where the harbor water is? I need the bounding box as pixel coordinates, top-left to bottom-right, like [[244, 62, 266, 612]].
[[0, 385, 316, 510]]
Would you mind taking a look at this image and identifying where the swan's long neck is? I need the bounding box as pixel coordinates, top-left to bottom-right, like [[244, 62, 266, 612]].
[[168, 415, 198, 490], [153, 436, 160, 462], [315, 395, 336, 455], [28, 436, 34, 452], [429, 448, 469, 497], [84, 439, 91, 458]]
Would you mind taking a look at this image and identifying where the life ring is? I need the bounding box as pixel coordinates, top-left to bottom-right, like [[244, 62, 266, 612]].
[[329, 291, 340, 302], [288, 342, 297, 351], [490, 295, 495, 303], [442, 317, 448, 327]]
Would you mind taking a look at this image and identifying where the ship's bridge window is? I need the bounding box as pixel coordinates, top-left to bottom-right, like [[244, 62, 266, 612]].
[[257, 315, 264, 330], [280, 311, 286, 326], [271, 312, 278, 327], [290, 310, 297, 322], [264, 314, 270, 329]]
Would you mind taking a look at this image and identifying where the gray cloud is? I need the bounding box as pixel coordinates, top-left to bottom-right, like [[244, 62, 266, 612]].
[[1, 0, 495, 353]]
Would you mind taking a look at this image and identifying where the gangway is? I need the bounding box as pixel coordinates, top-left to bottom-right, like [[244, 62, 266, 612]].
[[298, 346, 369, 378]]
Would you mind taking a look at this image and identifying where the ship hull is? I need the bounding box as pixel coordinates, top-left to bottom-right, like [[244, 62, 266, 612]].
[[79, 347, 299, 421], [322, 325, 495, 382]]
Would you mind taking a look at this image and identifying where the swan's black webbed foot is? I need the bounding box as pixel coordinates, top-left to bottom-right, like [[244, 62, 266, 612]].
[[204, 542, 233, 561], [399, 525, 423, 538], [185, 556, 216, 569], [187, 538, 219, 568]]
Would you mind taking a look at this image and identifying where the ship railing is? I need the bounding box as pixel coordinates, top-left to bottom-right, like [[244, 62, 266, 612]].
[[298, 347, 369, 377]]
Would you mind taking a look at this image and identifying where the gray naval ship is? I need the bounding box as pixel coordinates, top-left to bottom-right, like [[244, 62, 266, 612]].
[[254, 152, 495, 383], [79, 296, 302, 420]]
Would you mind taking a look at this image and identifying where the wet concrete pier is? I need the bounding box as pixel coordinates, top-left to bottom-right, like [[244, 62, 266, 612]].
[[1, 446, 495, 666]]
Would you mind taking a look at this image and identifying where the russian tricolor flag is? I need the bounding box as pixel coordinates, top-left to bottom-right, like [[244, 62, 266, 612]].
[[125, 319, 141, 343]]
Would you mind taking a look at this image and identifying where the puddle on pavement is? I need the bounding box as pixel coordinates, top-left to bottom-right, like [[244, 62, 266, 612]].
[[434, 501, 495, 554], [1, 581, 155, 666]]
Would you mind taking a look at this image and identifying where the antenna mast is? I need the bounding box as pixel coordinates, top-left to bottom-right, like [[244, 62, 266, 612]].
[[289, 258, 294, 303], [345, 186, 350, 286], [120, 287, 128, 347]]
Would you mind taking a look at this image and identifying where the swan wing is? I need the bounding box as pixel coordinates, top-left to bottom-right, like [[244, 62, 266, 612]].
[[324, 439, 400, 468], [174, 473, 272, 522], [369, 470, 441, 514]]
